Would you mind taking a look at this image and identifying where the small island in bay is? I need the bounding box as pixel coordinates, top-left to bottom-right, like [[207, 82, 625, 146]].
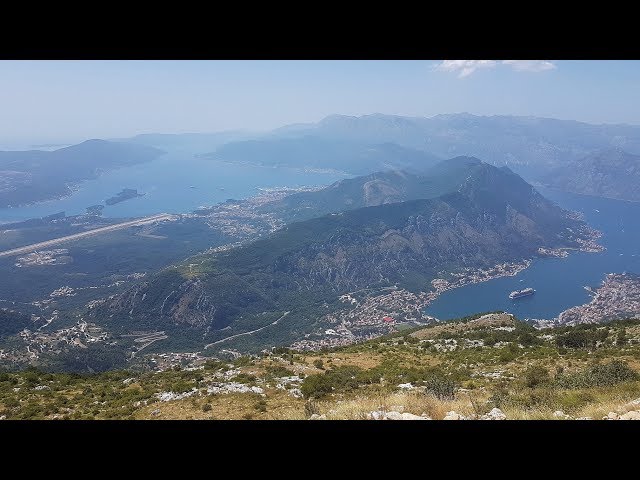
[[105, 188, 144, 206], [86, 204, 104, 215]]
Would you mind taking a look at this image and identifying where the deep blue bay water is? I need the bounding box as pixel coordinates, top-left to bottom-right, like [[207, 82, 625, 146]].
[[424, 187, 640, 321], [0, 152, 350, 223]]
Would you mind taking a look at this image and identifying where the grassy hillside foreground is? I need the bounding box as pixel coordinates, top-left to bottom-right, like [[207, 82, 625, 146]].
[[1, 313, 640, 420]]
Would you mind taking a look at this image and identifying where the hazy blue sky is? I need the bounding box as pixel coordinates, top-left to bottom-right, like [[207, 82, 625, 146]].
[[1, 60, 639, 146]]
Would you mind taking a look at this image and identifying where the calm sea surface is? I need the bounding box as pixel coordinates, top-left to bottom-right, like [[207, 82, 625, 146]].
[[0, 152, 350, 223], [424, 187, 640, 321]]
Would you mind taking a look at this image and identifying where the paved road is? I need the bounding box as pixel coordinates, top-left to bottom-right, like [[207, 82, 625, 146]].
[[0, 213, 176, 258], [204, 311, 290, 349]]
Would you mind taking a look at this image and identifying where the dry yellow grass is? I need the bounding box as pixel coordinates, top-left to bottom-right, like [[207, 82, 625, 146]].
[[130, 381, 640, 420], [136, 389, 306, 420], [8, 313, 632, 421], [282, 391, 481, 420], [411, 313, 514, 340], [303, 352, 386, 370]]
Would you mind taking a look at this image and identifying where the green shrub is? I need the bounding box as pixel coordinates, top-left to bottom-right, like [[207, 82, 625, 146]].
[[231, 373, 257, 385], [170, 380, 193, 393], [498, 344, 519, 362], [523, 366, 550, 388], [233, 356, 253, 367], [301, 366, 363, 398], [313, 359, 324, 370], [489, 386, 510, 408], [423, 375, 457, 400], [556, 360, 638, 389], [265, 365, 295, 378], [204, 360, 227, 371], [301, 374, 333, 398], [557, 391, 595, 413], [519, 333, 542, 347], [3, 397, 19, 408], [555, 329, 608, 349]]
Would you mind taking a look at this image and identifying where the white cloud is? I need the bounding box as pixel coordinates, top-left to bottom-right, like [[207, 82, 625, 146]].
[[502, 60, 556, 72], [435, 60, 556, 78], [435, 60, 497, 78]]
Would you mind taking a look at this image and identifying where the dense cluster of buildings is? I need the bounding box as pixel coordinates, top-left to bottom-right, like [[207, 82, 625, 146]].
[[558, 273, 640, 325], [1, 320, 111, 365], [291, 260, 534, 351]]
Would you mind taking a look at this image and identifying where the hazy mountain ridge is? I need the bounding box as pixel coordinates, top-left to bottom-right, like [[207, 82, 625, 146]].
[[207, 136, 441, 175], [267, 113, 640, 176], [115, 131, 254, 154], [0, 140, 164, 208], [543, 148, 640, 201], [259, 156, 573, 225]]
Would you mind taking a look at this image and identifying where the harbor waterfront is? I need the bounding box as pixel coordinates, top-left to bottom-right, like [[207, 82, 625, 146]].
[[425, 187, 640, 322]]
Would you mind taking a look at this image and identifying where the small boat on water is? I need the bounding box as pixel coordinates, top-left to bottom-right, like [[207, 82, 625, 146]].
[[509, 287, 535, 299]]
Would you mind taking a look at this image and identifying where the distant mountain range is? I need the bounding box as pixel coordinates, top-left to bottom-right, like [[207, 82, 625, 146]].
[[207, 136, 441, 175], [188, 113, 640, 194], [543, 148, 640, 202], [0, 140, 164, 208], [93, 157, 593, 352], [6, 113, 638, 209], [115, 131, 254, 154]]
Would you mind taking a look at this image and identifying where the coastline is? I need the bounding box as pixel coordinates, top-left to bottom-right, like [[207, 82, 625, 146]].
[[291, 259, 534, 351], [554, 273, 640, 326], [213, 159, 351, 177], [292, 232, 607, 351], [422, 260, 532, 311], [419, 229, 605, 315], [538, 184, 640, 205]]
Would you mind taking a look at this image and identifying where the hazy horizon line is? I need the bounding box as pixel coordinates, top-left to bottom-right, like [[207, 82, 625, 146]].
[[3, 110, 640, 151]]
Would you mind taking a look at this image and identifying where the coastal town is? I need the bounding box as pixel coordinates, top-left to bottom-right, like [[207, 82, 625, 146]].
[[188, 186, 321, 241], [291, 260, 533, 351], [556, 273, 640, 325]]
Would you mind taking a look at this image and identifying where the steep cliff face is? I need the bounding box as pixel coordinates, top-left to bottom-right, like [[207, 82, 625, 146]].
[[544, 148, 640, 201], [94, 158, 592, 339]]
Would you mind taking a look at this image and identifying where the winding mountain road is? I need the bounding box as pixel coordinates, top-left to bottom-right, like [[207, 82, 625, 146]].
[[204, 311, 290, 349]]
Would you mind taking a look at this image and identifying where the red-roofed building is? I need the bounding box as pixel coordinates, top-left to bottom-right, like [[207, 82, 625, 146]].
[[382, 316, 394, 323]]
